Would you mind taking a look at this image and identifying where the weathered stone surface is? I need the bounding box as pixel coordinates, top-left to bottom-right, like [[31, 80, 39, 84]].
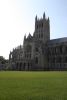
[[9, 12, 67, 71]]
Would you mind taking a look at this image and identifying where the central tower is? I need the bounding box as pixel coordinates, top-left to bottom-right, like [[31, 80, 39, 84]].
[[34, 12, 50, 43]]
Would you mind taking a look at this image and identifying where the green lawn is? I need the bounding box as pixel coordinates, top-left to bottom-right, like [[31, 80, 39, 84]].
[[0, 71, 67, 100]]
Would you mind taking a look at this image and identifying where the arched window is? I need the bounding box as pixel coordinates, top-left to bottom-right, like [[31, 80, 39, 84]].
[[26, 45, 32, 53], [35, 57, 38, 64], [37, 25, 38, 29], [39, 34, 40, 38], [35, 47, 39, 52], [24, 63, 26, 67], [41, 33, 43, 38], [42, 23, 43, 27]]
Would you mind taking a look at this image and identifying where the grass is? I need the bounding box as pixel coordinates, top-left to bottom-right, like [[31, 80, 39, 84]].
[[0, 71, 67, 100]]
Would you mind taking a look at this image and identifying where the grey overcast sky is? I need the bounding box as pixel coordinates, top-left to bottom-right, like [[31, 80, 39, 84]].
[[0, 0, 67, 59]]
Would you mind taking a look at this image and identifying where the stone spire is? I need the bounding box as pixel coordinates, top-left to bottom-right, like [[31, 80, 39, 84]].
[[35, 15, 37, 22], [43, 12, 45, 19]]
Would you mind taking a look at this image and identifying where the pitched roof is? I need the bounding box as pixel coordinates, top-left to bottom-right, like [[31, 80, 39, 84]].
[[47, 37, 67, 45]]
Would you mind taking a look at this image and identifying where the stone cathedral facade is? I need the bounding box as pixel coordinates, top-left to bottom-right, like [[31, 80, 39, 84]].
[[9, 12, 67, 71]]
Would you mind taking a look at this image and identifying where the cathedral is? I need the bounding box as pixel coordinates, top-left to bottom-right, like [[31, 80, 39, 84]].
[[9, 12, 67, 71]]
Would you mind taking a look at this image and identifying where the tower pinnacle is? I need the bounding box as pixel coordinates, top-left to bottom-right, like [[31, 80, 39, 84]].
[[43, 12, 45, 19], [35, 15, 37, 21]]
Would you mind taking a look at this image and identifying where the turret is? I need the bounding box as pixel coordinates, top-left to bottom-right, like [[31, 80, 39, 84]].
[[35, 15, 37, 22], [43, 12, 45, 19], [24, 34, 26, 40]]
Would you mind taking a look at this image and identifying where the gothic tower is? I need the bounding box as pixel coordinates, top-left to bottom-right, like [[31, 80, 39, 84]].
[[34, 12, 50, 43]]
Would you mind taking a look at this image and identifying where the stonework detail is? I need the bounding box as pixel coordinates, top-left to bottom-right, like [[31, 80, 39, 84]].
[[9, 12, 67, 71]]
